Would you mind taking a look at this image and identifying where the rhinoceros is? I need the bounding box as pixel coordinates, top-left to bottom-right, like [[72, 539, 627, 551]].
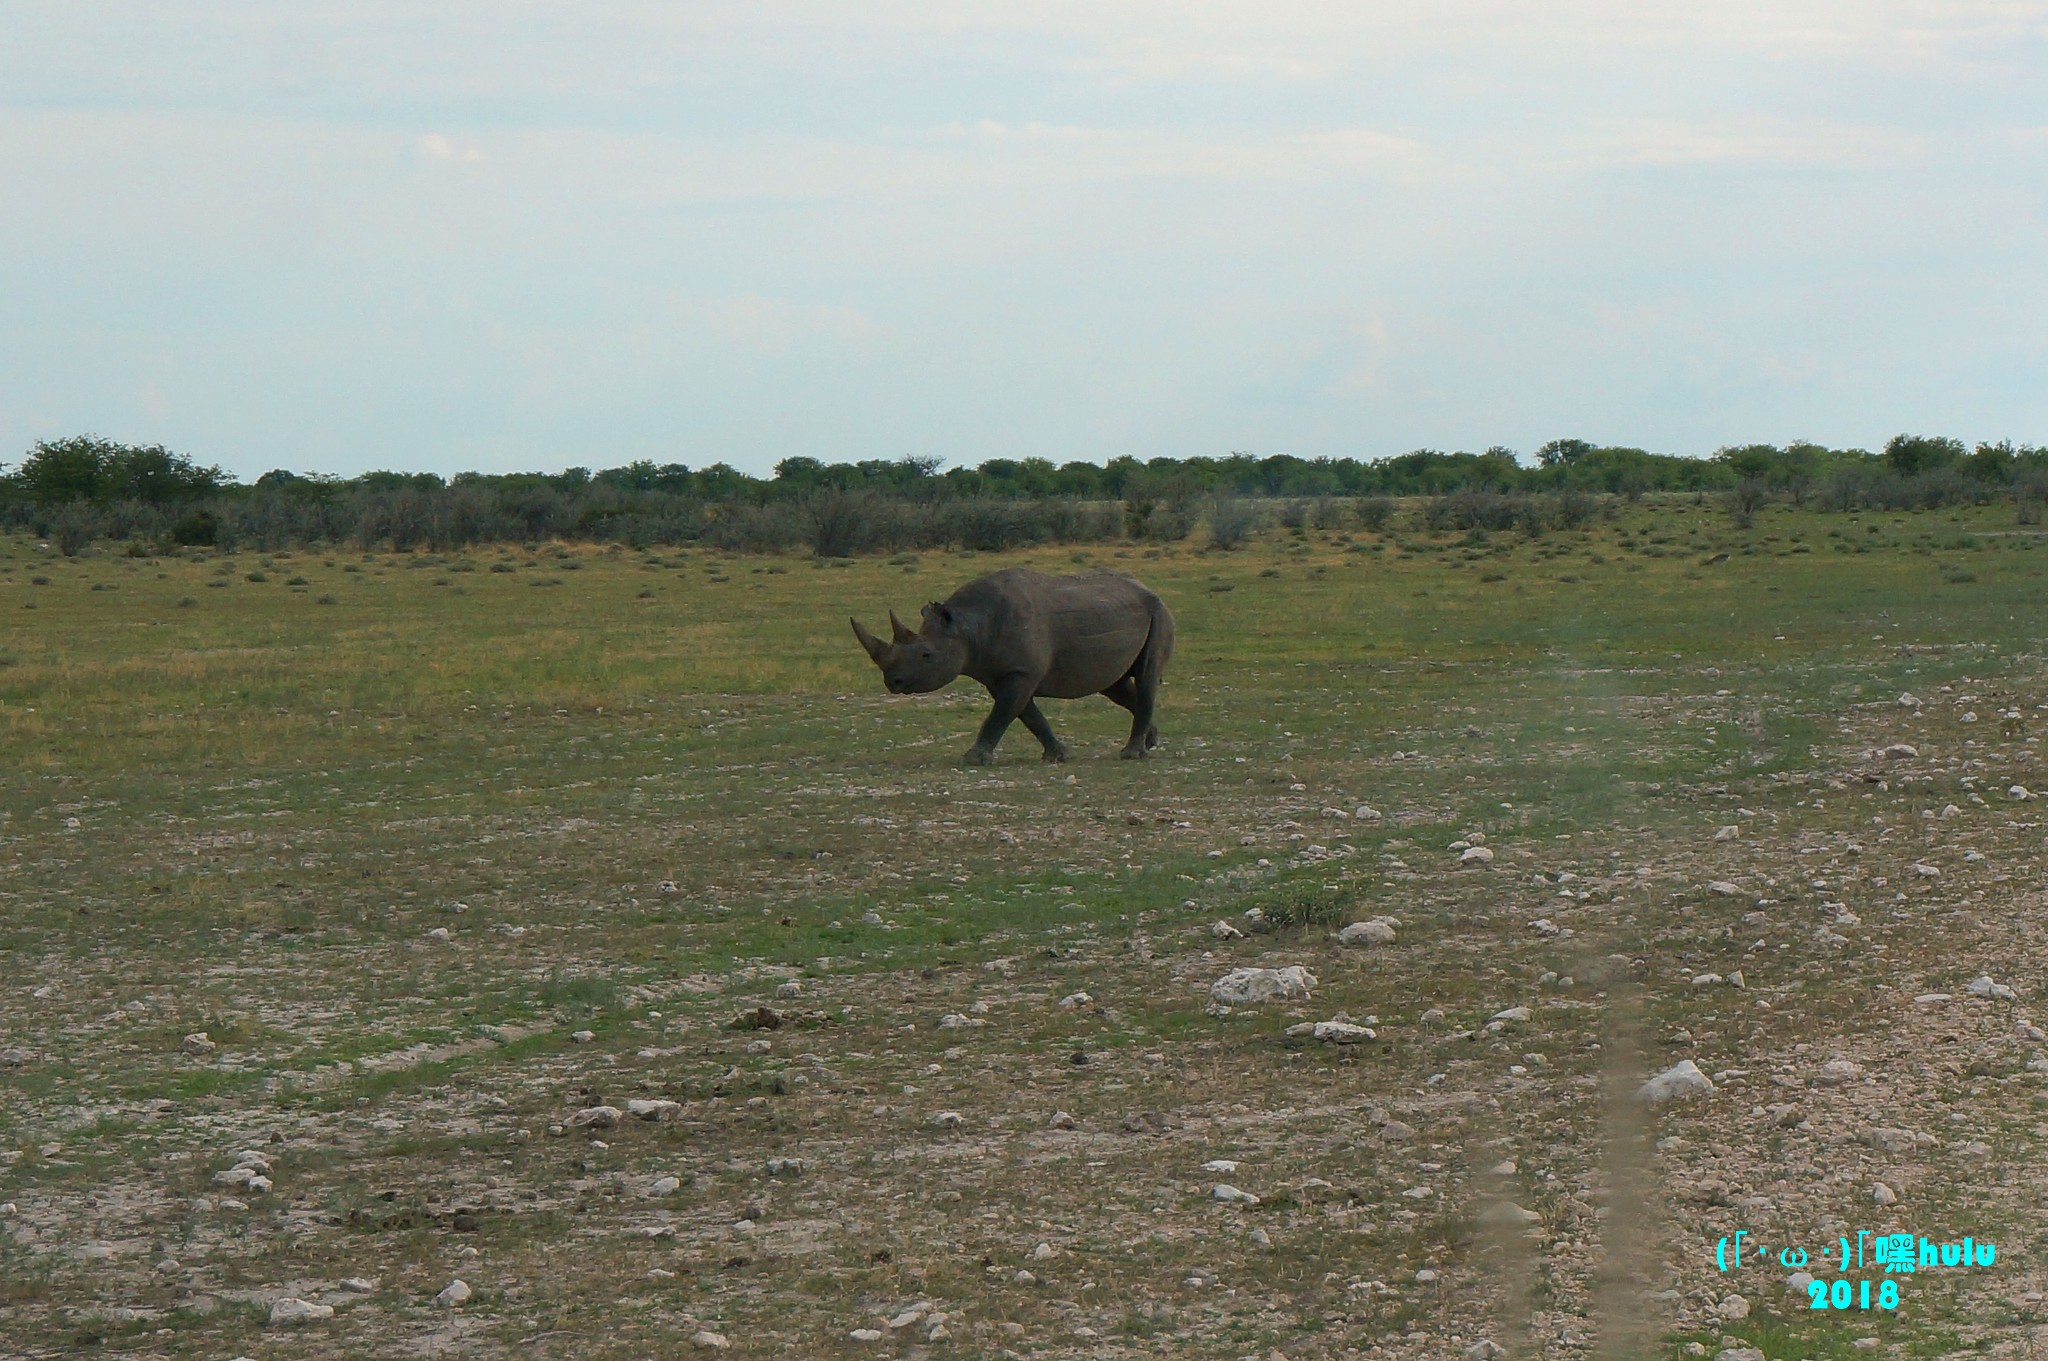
[[851, 568, 1174, 765]]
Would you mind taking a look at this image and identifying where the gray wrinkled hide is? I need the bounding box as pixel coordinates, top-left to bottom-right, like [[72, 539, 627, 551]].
[[851, 568, 1174, 765]]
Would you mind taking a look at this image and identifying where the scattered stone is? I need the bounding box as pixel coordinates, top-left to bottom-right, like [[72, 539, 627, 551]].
[[1707, 880, 1740, 896], [1459, 845, 1495, 864], [887, 1306, 928, 1329], [766, 1157, 806, 1175], [1488, 1006, 1531, 1024], [1814, 1058, 1864, 1085], [1033, 1241, 1057, 1259], [1336, 918, 1397, 947], [1713, 825, 1739, 841], [2017, 1020, 2046, 1043], [1913, 993, 1952, 1005], [1911, 862, 1940, 878], [436, 1279, 472, 1308], [647, 1175, 681, 1197], [1048, 1111, 1077, 1130], [774, 980, 803, 999], [1354, 805, 1382, 821], [1639, 1059, 1715, 1106], [1057, 991, 1093, 1009], [570, 1029, 596, 1043], [568, 1105, 622, 1130], [928, 1111, 964, 1131], [1202, 1159, 1239, 1173], [1691, 973, 1724, 987], [1715, 1349, 1766, 1361], [1208, 966, 1317, 1008], [1378, 1121, 1417, 1142], [1464, 1342, 1505, 1361], [1211, 920, 1246, 939], [1716, 1294, 1750, 1320], [340, 1277, 375, 1293], [1212, 1184, 1260, 1205], [691, 1330, 730, 1350], [1880, 743, 1918, 759], [0, 1048, 33, 1068], [180, 1032, 217, 1056], [1872, 1182, 1898, 1206], [1966, 975, 2017, 1001], [1477, 1202, 1541, 1226], [626, 1099, 683, 1121], [849, 1328, 884, 1342], [268, 1298, 333, 1326], [2011, 785, 2034, 800], [1528, 918, 1558, 936]]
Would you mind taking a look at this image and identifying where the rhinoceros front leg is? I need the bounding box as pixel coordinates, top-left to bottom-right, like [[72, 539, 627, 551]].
[[965, 674, 1037, 766], [1018, 701, 1068, 763]]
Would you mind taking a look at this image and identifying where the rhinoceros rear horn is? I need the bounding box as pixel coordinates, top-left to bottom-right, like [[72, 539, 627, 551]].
[[851, 617, 888, 663], [888, 610, 917, 644]]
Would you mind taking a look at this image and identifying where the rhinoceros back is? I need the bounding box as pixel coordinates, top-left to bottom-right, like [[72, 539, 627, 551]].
[[948, 569, 1166, 699]]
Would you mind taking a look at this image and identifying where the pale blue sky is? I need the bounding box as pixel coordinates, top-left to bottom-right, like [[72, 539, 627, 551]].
[[2, 2, 2043, 480]]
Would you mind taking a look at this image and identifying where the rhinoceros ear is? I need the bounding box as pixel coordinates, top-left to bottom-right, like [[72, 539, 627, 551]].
[[923, 601, 961, 635], [888, 610, 917, 644], [851, 617, 888, 663]]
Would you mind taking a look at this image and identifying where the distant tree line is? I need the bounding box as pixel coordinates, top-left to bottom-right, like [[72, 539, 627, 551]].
[[4, 431, 2044, 556]]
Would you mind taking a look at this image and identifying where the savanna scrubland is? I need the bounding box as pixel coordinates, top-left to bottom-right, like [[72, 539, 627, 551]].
[[3, 495, 2047, 1359]]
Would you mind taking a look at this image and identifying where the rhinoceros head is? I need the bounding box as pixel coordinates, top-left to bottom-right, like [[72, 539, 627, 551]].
[[851, 605, 967, 694]]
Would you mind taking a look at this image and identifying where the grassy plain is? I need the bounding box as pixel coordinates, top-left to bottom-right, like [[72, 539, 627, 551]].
[[2, 500, 2046, 1359]]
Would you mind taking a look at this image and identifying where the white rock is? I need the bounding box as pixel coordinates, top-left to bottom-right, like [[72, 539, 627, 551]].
[[1048, 1111, 1077, 1130], [849, 1328, 884, 1342], [1464, 1342, 1506, 1361], [1966, 975, 2017, 1001], [774, 980, 804, 998], [1528, 918, 1558, 936], [1337, 919, 1397, 947], [1913, 992, 1952, 1004], [2016, 1021, 2046, 1043], [2011, 785, 2033, 800], [690, 1330, 730, 1350], [1210, 921, 1245, 940], [567, 1105, 622, 1130], [1489, 1006, 1532, 1024], [1691, 973, 1724, 987], [1208, 966, 1317, 1007], [1202, 1159, 1240, 1173], [1311, 1020, 1374, 1044], [436, 1279, 472, 1308], [570, 1028, 596, 1043], [765, 1157, 805, 1175], [1477, 1202, 1541, 1225], [1057, 991, 1092, 1009], [626, 1099, 683, 1121], [1639, 1059, 1715, 1105], [1033, 1242, 1056, 1259], [937, 1013, 982, 1029], [1716, 1349, 1766, 1361], [180, 1032, 217, 1056], [1786, 1270, 1814, 1291], [1912, 862, 1940, 878], [1212, 1184, 1261, 1205], [647, 1176, 681, 1197], [887, 1307, 928, 1329], [1717, 1294, 1750, 1319], [1459, 845, 1496, 864], [1354, 805, 1383, 821], [1707, 880, 1740, 896], [341, 1277, 376, 1293], [1872, 1182, 1898, 1206], [268, 1298, 333, 1326], [1897, 693, 1920, 707], [1881, 743, 1918, 759], [1814, 1058, 1864, 1085], [1713, 825, 1740, 841], [928, 1110, 964, 1130]]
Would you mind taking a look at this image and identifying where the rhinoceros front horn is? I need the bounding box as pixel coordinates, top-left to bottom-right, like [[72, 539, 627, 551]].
[[851, 617, 888, 663], [888, 610, 917, 644]]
